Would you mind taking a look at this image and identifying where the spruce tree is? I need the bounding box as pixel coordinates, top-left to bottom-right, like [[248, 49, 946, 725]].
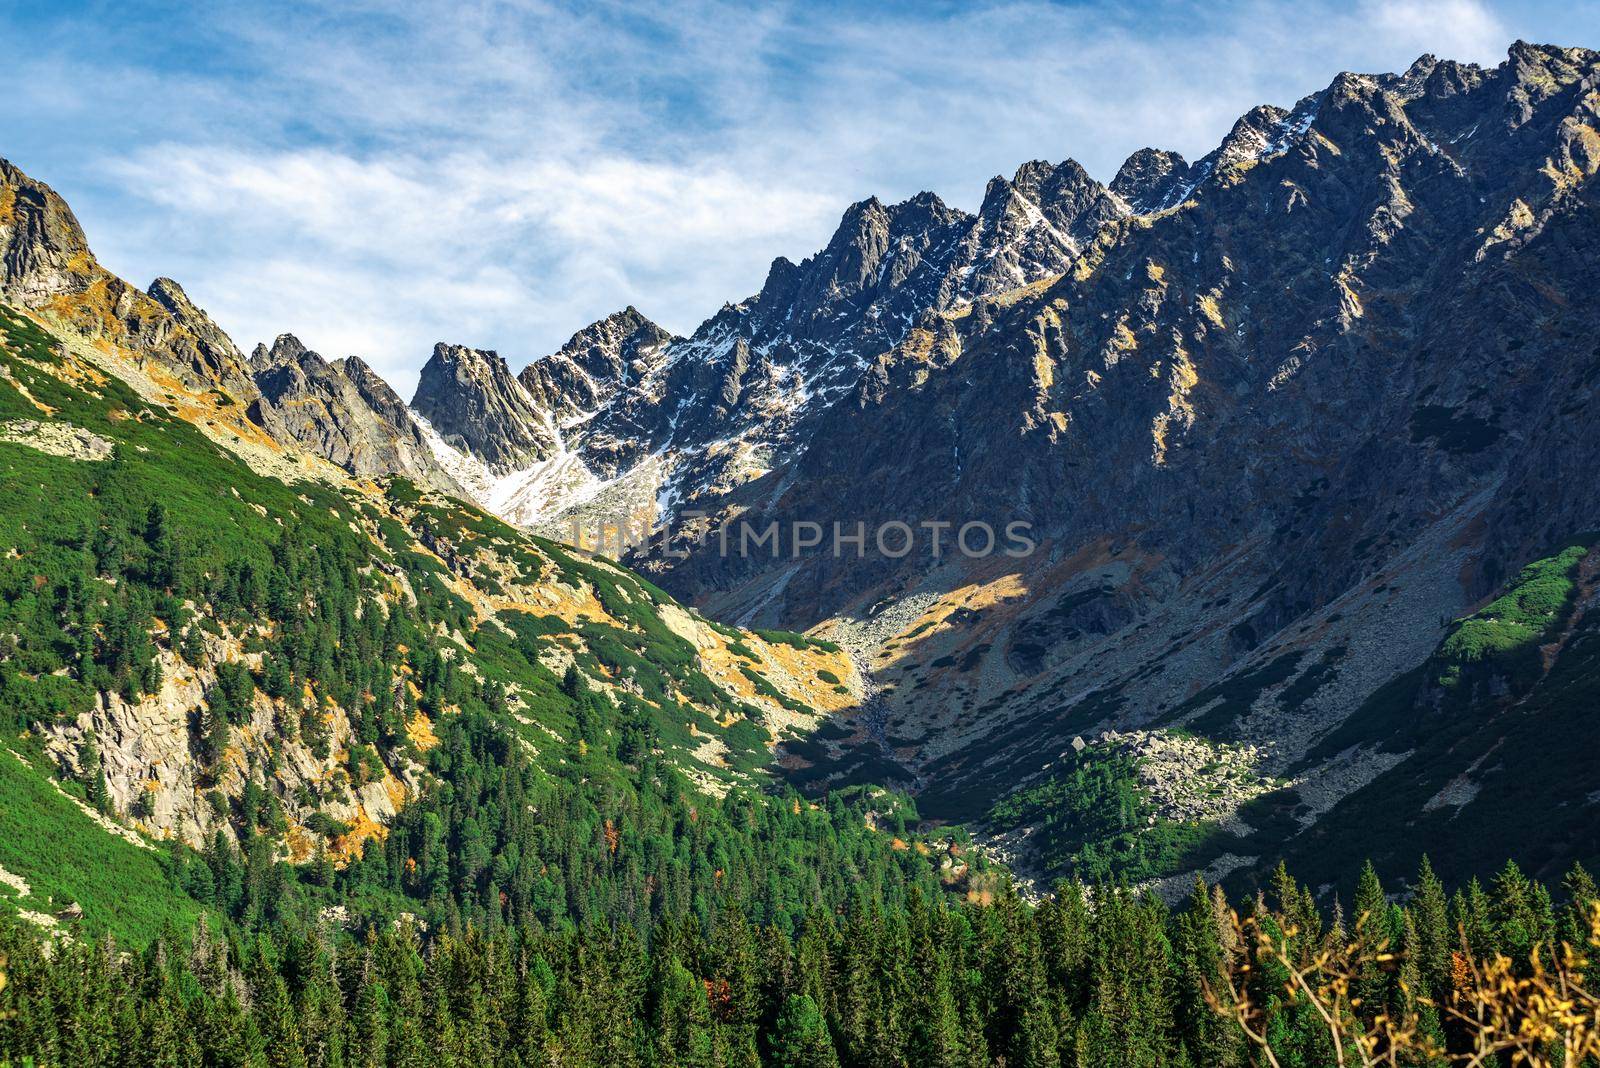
[[1173, 878, 1245, 1067], [1410, 855, 1451, 1002], [769, 993, 838, 1068], [1396, 911, 1447, 1067], [1558, 862, 1599, 948], [79, 733, 110, 814], [1353, 861, 1393, 1018]]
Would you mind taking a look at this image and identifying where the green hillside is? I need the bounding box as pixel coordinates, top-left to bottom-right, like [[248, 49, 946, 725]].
[[0, 303, 964, 945], [0, 745, 204, 946]]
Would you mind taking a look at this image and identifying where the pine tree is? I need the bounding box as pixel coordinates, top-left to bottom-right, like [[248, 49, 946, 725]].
[[906, 894, 965, 1067], [1452, 877, 1495, 959], [1489, 859, 1541, 966], [200, 706, 231, 773], [1558, 862, 1599, 948], [79, 733, 110, 814], [769, 994, 838, 1068], [144, 501, 179, 590], [1173, 878, 1245, 1067], [1078, 890, 1174, 1068], [650, 952, 717, 1067], [1353, 861, 1393, 1019], [1396, 911, 1447, 1067], [248, 945, 307, 1068], [1411, 855, 1451, 1002], [179, 624, 206, 667]]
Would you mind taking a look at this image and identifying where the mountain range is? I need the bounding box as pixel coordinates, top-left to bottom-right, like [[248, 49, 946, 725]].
[[3, 39, 1600, 918]]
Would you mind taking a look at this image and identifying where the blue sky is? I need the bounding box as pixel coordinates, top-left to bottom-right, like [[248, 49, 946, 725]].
[[3, 0, 1597, 396]]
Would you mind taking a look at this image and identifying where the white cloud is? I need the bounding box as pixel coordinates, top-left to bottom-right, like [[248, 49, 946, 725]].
[[106, 142, 838, 394], [1360, 0, 1509, 65]]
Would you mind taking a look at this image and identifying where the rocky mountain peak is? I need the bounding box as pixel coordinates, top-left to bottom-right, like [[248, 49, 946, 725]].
[[147, 275, 196, 313], [1211, 103, 1295, 168], [992, 156, 1122, 244], [248, 336, 465, 493], [1110, 148, 1192, 214], [411, 341, 557, 474], [339, 355, 443, 463], [957, 159, 1113, 298], [339, 354, 408, 417], [506, 155, 1131, 535], [0, 157, 93, 304], [1501, 41, 1595, 126], [752, 190, 970, 336], [519, 306, 676, 427], [146, 276, 242, 362], [1009, 158, 1062, 193], [760, 255, 800, 297], [423, 41, 1600, 557], [816, 196, 896, 290], [251, 333, 311, 367], [977, 173, 1022, 212], [1403, 53, 1440, 81], [1, 159, 257, 401], [1008, 157, 1093, 202], [888, 190, 956, 232]]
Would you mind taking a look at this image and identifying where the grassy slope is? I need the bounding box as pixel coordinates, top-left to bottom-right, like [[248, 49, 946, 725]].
[[0, 307, 362, 940], [0, 304, 866, 941], [0, 745, 203, 946], [985, 747, 1217, 884]]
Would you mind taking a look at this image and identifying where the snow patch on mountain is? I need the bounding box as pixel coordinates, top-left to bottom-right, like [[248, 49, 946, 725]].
[[413, 412, 601, 527]]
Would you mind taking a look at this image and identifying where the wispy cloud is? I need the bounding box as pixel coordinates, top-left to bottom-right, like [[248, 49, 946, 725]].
[[1362, 0, 1512, 63], [109, 143, 837, 387], [2, 0, 1593, 395]]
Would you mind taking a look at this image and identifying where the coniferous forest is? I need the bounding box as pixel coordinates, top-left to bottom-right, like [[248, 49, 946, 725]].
[[4, 853, 1600, 1066]]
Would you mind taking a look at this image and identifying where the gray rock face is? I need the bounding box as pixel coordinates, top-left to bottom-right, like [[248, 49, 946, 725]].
[[0, 160, 257, 402], [516, 159, 1130, 530], [411, 342, 557, 474], [0, 157, 95, 305], [41, 638, 417, 854], [634, 42, 1600, 844], [146, 276, 248, 387], [249, 334, 466, 493], [0, 418, 113, 461], [518, 306, 675, 426], [1110, 149, 1193, 213]]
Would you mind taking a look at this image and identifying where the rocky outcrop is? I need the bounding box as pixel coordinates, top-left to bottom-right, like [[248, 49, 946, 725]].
[[0, 419, 113, 461], [0, 159, 257, 401], [411, 342, 557, 474], [961, 158, 1122, 295], [0, 158, 97, 305], [519, 306, 675, 426], [41, 636, 418, 858], [145, 276, 249, 390], [1109, 149, 1193, 213], [248, 334, 466, 493]]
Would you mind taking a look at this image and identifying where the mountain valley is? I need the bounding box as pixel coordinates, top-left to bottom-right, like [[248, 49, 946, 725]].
[[3, 34, 1600, 1067]]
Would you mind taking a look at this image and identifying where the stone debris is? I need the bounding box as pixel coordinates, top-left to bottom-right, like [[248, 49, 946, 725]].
[[1097, 728, 1279, 826], [0, 418, 113, 460], [0, 863, 32, 897]]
